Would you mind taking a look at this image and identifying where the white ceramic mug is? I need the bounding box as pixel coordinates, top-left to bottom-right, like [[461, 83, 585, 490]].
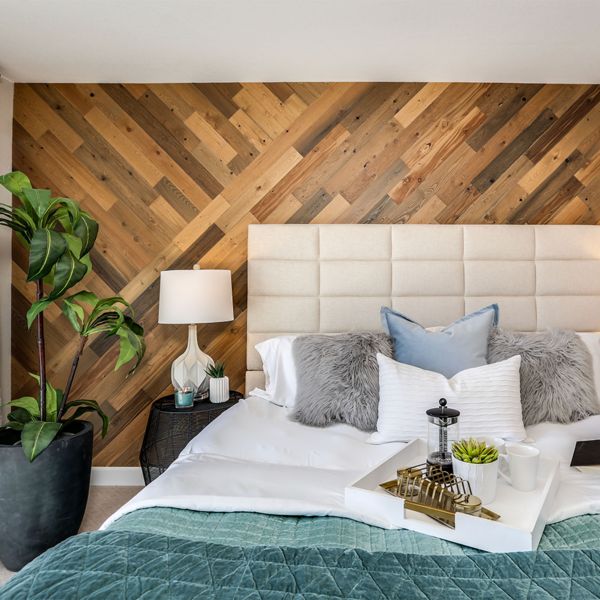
[[498, 443, 540, 492], [452, 456, 498, 504]]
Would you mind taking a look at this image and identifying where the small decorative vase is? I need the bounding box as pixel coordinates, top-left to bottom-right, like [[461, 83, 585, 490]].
[[209, 376, 229, 403], [451, 456, 498, 505]]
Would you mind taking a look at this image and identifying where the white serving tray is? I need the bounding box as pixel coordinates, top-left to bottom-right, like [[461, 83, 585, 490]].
[[344, 439, 559, 553]]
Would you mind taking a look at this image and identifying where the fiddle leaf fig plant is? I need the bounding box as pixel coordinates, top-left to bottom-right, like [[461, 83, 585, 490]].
[[0, 171, 145, 460]]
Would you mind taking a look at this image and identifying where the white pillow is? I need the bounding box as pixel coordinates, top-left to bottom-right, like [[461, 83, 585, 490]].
[[369, 353, 526, 444], [576, 333, 600, 405], [249, 336, 297, 407]]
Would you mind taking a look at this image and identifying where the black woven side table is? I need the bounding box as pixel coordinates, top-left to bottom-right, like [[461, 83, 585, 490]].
[[139, 391, 243, 484]]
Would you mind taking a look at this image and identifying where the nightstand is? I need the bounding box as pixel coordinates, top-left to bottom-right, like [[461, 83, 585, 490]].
[[139, 391, 243, 484]]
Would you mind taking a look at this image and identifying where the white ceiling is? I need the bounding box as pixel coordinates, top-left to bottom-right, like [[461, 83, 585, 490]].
[[1, 0, 599, 83]]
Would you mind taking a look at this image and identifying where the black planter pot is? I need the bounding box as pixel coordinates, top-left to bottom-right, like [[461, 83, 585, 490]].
[[0, 420, 93, 571]]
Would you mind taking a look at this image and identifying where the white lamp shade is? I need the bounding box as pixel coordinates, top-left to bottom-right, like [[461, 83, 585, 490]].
[[158, 269, 234, 324]]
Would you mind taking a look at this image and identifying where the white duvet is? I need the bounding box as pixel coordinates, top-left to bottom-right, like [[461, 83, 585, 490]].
[[101, 396, 600, 529]]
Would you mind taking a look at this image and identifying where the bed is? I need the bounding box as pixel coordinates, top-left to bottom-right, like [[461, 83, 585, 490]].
[[3, 224, 600, 599]]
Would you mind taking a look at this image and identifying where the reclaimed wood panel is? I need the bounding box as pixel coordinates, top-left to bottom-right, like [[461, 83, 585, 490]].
[[11, 82, 600, 465]]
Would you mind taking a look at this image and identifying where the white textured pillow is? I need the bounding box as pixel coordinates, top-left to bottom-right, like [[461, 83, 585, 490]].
[[250, 336, 297, 407], [369, 353, 526, 444]]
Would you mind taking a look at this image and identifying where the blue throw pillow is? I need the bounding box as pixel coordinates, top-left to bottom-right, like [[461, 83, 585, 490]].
[[380, 304, 499, 378]]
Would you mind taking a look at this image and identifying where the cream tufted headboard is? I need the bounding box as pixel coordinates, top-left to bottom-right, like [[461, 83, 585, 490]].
[[246, 224, 600, 390]]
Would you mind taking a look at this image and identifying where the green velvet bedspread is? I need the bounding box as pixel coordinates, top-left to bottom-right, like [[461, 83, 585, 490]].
[[109, 507, 600, 554], [2, 509, 600, 599]]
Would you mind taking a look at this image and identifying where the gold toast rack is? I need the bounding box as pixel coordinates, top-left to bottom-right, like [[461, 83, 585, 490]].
[[380, 464, 500, 528]]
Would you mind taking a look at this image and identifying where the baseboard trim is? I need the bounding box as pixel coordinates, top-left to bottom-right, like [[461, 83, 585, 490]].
[[91, 466, 145, 486]]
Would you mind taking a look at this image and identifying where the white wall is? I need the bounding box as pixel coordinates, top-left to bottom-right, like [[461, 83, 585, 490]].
[[0, 78, 13, 419], [0, 0, 600, 84]]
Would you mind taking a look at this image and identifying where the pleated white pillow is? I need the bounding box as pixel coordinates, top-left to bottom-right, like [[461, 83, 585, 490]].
[[369, 353, 526, 444]]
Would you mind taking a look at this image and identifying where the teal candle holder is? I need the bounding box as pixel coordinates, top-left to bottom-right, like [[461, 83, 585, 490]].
[[174, 388, 195, 408]]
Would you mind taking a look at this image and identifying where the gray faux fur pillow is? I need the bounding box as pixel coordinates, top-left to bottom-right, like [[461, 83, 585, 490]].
[[488, 328, 599, 426], [292, 332, 393, 431]]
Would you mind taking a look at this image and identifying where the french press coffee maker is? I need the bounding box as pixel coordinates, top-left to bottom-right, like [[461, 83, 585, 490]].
[[426, 398, 460, 473]]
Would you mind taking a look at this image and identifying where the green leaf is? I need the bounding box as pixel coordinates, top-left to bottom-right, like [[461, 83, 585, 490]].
[[21, 421, 62, 461], [62, 399, 109, 437], [47, 250, 88, 301], [45, 383, 60, 422], [84, 310, 124, 336], [23, 188, 53, 220], [80, 252, 92, 275], [27, 228, 68, 281], [62, 232, 83, 259], [8, 396, 40, 418], [61, 298, 85, 332], [0, 204, 36, 232], [26, 299, 51, 328], [93, 296, 131, 312], [0, 217, 27, 236], [115, 330, 137, 370], [66, 290, 99, 307], [127, 317, 144, 337], [0, 171, 31, 200], [25, 374, 61, 422], [8, 407, 35, 425], [44, 197, 81, 229], [83, 296, 130, 336], [115, 316, 146, 374], [74, 213, 98, 256]]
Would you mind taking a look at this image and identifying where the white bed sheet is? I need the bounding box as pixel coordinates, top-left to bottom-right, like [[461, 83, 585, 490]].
[[101, 396, 600, 530]]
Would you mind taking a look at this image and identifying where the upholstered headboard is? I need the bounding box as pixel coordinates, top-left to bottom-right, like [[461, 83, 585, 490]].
[[246, 224, 600, 390]]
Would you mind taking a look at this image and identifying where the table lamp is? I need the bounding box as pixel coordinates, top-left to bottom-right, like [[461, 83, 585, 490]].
[[158, 266, 234, 395]]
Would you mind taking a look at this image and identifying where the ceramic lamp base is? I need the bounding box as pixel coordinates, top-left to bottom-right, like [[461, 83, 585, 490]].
[[171, 324, 214, 393]]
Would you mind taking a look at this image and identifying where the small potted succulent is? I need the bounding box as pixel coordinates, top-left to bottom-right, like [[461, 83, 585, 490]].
[[206, 362, 229, 403], [452, 438, 499, 504]]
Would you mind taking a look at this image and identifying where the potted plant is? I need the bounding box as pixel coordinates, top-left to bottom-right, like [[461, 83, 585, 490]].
[[451, 438, 499, 505], [0, 171, 145, 571], [206, 362, 229, 403]]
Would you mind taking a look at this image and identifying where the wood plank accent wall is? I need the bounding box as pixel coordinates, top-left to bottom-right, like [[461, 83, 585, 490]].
[[11, 82, 600, 465]]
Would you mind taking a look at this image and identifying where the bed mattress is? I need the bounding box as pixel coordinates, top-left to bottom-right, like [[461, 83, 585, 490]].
[[102, 395, 600, 529]]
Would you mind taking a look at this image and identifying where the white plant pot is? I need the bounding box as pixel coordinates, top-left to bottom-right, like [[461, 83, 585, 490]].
[[452, 456, 498, 505], [209, 376, 229, 403]]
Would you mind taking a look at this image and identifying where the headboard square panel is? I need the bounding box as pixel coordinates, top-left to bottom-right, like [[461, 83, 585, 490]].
[[536, 225, 600, 259], [247, 224, 600, 373], [321, 297, 388, 332], [465, 261, 535, 296], [321, 261, 391, 296], [392, 225, 463, 259], [248, 224, 318, 259], [536, 261, 600, 295], [537, 297, 600, 330], [248, 261, 319, 296], [320, 224, 391, 259], [392, 262, 464, 296], [247, 297, 319, 333], [464, 226, 534, 260], [465, 297, 536, 331]]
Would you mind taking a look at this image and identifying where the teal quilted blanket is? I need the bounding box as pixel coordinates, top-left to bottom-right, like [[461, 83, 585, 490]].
[[2, 510, 600, 599]]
